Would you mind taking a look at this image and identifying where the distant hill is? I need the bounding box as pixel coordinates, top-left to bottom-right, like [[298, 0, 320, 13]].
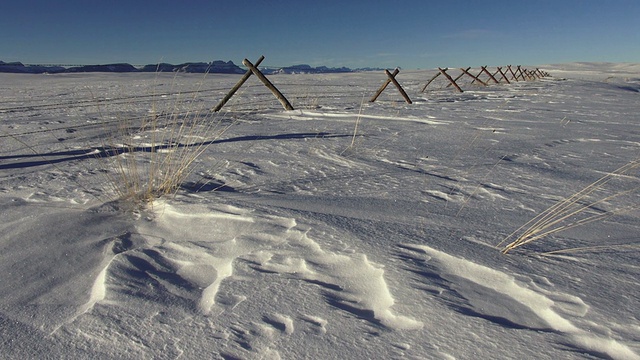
[[64, 63, 139, 73], [0, 61, 65, 74], [139, 61, 245, 74], [0, 60, 245, 74], [0, 60, 380, 74], [264, 64, 352, 74]]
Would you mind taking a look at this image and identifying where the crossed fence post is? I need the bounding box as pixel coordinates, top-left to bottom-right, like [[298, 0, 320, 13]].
[[458, 68, 485, 86], [422, 70, 443, 92], [370, 68, 412, 104], [440, 67, 464, 93], [213, 55, 293, 112], [481, 66, 499, 84], [506, 65, 518, 81], [496, 67, 511, 84], [445, 67, 469, 90]]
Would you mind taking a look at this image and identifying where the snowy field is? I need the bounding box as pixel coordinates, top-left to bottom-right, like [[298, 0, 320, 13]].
[[1, 63, 639, 359]]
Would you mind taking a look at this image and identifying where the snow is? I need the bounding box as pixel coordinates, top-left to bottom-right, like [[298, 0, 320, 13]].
[[1, 63, 639, 359]]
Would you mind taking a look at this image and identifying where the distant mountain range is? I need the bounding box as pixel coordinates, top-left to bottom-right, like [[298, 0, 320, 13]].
[[0, 60, 382, 74]]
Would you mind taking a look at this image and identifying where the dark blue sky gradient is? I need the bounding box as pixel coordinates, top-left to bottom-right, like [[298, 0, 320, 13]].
[[1, 0, 638, 68]]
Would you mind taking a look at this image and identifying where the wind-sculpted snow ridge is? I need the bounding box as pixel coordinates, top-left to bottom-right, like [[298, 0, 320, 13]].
[[23, 197, 417, 358], [245, 230, 423, 331], [398, 244, 640, 360], [132, 199, 299, 316], [134, 199, 422, 329]]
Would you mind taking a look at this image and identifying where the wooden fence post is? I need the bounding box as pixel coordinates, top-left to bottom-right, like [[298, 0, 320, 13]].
[[213, 55, 265, 112], [506, 65, 518, 81], [370, 68, 412, 104], [385, 69, 412, 104], [490, 68, 502, 82], [496, 67, 511, 84], [516, 66, 526, 81], [469, 68, 489, 86], [446, 67, 470, 89], [440, 67, 464, 93], [421, 70, 443, 92], [461, 68, 487, 86], [514, 66, 521, 80], [242, 58, 294, 110], [370, 68, 398, 102], [481, 66, 499, 84]]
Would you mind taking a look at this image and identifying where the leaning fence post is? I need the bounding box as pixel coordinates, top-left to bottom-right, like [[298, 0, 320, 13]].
[[243, 58, 294, 110], [440, 67, 464, 93], [385, 69, 412, 104], [490, 68, 502, 82], [469, 68, 488, 86], [421, 70, 443, 92], [496, 67, 511, 84], [481, 66, 499, 84], [213, 55, 265, 112], [370, 68, 399, 102], [461, 68, 487, 86], [515, 66, 526, 81], [446, 67, 469, 89], [507, 65, 518, 81]]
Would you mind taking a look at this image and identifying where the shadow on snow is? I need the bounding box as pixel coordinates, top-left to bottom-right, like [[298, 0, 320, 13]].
[[0, 132, 352, 170]]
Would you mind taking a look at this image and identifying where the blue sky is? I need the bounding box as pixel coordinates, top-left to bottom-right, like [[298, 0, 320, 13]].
[[2, 0, 639, 69]]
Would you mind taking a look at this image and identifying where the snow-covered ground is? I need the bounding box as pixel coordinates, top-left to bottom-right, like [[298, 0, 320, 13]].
[[1, 63, 639, 359]]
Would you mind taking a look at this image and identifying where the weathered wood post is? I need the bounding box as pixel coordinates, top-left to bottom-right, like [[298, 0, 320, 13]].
[[481, 66, 499, 84], [496, 67, 511, 84], [243, 58, 294, 110], [515, 66, 526, 81], [421, 70, 443, 92], [370, 69, 412, 104], [469, 68, 488, 86], [507, 65, 518, 81], [460, 68, 487, 86], [440, 67, 464, 93], [370, 68, 399, 102], [385, 69, 412, 104], [446, 67, 470, 89], [213, 55, 265, 112], [490, 68, 502, 82]]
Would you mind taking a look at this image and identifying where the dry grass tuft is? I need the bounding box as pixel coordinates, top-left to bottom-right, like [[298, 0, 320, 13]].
[[97, 73, 233, 209], [499, 159, 640, 254]]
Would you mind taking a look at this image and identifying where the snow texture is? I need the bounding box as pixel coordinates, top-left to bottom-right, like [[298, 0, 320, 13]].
[[1, 63, 639, 359]]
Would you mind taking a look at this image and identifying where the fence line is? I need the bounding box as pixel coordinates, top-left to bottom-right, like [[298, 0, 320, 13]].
[[421, 65, 551, 93], [0, 62, 554, 140]]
